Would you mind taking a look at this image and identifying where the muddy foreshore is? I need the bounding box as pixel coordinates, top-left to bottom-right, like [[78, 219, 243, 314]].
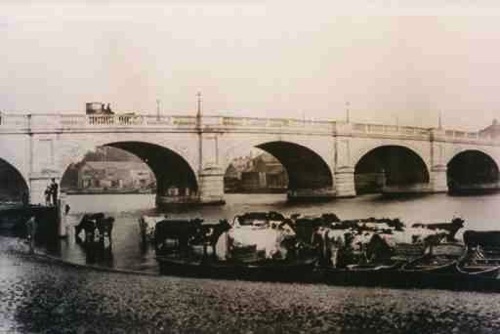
[[2, 236, 500, 333]]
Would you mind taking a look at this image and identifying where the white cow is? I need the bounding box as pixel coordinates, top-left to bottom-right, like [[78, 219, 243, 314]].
[[312, 227, 355, 267], [375, 226, 447, 248], [228, 221, 297, 260]]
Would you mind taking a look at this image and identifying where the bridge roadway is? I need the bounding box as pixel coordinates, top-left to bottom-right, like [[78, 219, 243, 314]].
[[1, 113, 500, 207]]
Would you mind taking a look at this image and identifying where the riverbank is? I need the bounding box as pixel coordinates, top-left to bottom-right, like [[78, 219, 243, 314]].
[[2, 236, 500, 333]]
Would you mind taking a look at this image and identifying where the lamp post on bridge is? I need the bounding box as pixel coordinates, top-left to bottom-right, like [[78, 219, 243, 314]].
[[196, 91, 203, 174], [345, 101, 350, 123], [196, 91, 202, 132], [156, 99, 161, 121]]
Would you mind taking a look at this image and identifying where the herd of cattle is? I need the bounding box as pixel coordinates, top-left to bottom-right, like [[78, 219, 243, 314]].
[[138, 211, 467, 267]]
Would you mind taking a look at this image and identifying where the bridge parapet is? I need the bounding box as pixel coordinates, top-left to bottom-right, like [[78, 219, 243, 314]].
[[443, 129, 494, 142], [430, 128, 497, 145], [1, 113, 500, 145], [215, 116, 334, 134], [350, 122, 430, 140], [0, 113, 29, 131]]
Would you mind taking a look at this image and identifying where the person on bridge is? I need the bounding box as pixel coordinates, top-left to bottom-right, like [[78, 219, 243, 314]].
[[105, 103, 113, 115]]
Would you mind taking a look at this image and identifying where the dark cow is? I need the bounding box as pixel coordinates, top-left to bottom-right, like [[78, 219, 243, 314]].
[[292, 217, 326, 244], [96, 216, 115, 249], [321, 213, 341, 223], [463, 230, 500, 249], [154, 218, 203, 254], [190, 219, 232, 259], [75, 213, 105, 243], [234, 211, 286, 226]]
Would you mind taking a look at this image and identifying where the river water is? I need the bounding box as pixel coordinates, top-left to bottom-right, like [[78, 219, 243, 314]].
[[51, 192, 500, 273]]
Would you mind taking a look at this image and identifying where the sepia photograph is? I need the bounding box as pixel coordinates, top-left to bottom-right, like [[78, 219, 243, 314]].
[[2, 1, 500, 332]]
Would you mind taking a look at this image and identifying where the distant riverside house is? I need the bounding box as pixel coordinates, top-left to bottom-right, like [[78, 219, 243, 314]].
[[77, 161, 155, 193], [224, 156, 253, 192], [241, 153, 288, 192], [479, 119, 500, 139]]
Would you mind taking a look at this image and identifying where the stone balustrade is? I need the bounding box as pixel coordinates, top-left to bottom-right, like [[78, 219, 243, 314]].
[[0, 113, 29, 129], [0, 112, 498, 145]]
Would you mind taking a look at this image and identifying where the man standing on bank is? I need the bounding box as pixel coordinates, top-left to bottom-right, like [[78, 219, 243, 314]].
[[49, 178, 58, 206]]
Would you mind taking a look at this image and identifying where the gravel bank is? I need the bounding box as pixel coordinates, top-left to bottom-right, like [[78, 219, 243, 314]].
[[2, 237, 500, 333]]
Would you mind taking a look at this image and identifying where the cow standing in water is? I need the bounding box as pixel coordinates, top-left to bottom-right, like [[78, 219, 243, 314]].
[[153, 219, 204, 255], [138, 215, 167, 244], [96, 217, 115, 251], [74, 213, 114, 263], [191, 219, 232, 260], [75, 213, 105, 244]]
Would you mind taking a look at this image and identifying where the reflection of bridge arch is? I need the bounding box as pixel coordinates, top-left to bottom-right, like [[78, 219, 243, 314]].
[[60, 141, 199, 205], [223, 140, 334, 199], [0, 157, 29, 202], [447, 150, 499, 194], [354, 145, 430, 194]]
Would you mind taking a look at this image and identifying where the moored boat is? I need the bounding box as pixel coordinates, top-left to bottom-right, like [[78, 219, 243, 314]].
[[456, 261, 500, 279], [456, 231, 500, 279], [400, 243, 466, 274], [156, 255, 318, 282]]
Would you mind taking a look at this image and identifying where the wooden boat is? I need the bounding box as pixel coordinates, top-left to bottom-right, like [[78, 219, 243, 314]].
[[456, 262, 500, 279], [156, 254, 318, 282], [400, 243, 466, 274], [455, 230, 500, 278], [455, 243, 500, 279]]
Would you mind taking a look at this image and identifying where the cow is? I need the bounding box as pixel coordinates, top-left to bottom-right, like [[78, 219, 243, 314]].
[[75, 213, 105, 244], [417, 217, 465, 242], [190, 219, 232, 259], [138, 215, 167, 243], [269, 219, 298, 259], [463, 230, 500, 249], [311, 225, 352, 267], [96, 216, 115, 250], [153, 218, 203, 254], [321, 213, 341, 223], [292, 217, 325, 246]]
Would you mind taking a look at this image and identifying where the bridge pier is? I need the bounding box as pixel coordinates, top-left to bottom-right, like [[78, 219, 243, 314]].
[[155, 167, 225, 206], [430, 165, 448, 193], [198, 166, 225, 205], [334, 167, 356, 198]]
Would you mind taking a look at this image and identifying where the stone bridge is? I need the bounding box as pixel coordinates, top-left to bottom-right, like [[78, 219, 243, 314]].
[[1, 113, 499, 206]]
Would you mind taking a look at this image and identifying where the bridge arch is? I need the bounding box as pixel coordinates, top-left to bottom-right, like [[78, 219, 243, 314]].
[[60, 141, 199, 205], [223, 140, 334, 199], [354, 145, 430, 194], [0, 157, 29, 203], [57, 134, 198, 179], [447, 149, 499, 194]]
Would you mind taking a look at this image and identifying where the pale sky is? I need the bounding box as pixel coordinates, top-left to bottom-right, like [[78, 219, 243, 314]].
[[2, 1, 500, 130]]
